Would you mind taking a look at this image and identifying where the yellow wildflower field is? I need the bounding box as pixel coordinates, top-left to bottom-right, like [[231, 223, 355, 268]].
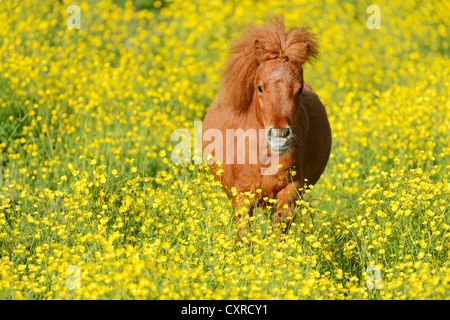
[[0, 0, 448, 300]]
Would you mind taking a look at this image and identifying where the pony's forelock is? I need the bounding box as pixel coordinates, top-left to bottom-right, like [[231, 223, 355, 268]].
[[217, 17, 319, 113]]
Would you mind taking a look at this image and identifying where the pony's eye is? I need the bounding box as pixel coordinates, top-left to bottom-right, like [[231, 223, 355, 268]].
[[257, 85, 263, 93], [297, 85, 304, 96]]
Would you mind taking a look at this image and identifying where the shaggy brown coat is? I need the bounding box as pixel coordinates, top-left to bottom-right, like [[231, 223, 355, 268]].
[[202, 17, 332, 238]]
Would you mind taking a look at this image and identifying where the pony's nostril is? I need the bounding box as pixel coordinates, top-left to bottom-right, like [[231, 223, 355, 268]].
[[282, 127, 291, 138], [267, 126, 278, 139], [268, 126, 291, 139]]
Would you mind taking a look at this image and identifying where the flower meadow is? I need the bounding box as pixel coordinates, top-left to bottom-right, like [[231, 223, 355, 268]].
[[0, 0, 449, 300]]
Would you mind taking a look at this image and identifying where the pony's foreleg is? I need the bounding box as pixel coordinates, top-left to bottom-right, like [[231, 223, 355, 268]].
[[231, 194, 254, 241], [273, 181, 302, 238]]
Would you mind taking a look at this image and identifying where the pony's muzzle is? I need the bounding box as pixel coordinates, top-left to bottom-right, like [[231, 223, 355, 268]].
[[266, 126, 292, 155]]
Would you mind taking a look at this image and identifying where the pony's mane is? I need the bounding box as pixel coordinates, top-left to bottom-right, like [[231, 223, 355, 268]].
[[217, 17, 319, 113]]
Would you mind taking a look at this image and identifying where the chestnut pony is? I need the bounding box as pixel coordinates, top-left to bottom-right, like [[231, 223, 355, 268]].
[[202, 17, 331, 239]]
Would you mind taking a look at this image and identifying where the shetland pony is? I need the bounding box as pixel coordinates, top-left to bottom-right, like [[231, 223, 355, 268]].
[[202, 17, 331, 239]]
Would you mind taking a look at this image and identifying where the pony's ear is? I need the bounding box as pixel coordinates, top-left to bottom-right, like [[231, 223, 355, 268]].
[[285, 28, 319, 65], [302, 40, 319, 63]]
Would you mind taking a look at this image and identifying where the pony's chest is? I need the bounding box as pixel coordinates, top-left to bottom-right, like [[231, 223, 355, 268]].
[[259, 172, 289, 198], [252, 158, 297, 199], [236, 144, 296, 197]]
